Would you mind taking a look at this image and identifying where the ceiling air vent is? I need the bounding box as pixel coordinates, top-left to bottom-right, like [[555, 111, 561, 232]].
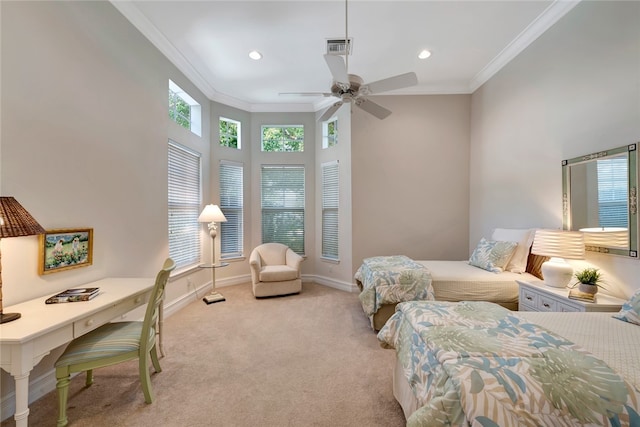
[[326, 38, 352, 56]]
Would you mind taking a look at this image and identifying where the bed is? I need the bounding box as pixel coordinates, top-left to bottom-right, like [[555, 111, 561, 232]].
[[378, 299, 640, 426], [355, 228, 541, 331]]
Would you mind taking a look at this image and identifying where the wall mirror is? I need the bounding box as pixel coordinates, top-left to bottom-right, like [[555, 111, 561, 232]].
[[562, 143, 637, 257]]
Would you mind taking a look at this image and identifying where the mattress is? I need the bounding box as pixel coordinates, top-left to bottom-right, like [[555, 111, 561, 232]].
[[519, 311, 640, 390], [417, 260, 537, 305]]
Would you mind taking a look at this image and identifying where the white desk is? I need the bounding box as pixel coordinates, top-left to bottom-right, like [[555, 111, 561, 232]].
[[0, 277, 154, 427]]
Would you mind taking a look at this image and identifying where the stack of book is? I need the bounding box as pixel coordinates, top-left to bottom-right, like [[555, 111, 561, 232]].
[[568, 289, 596, 303], [45, 287, 100, 304]]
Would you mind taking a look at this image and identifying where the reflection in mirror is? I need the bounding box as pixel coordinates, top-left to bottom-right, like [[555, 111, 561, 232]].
[[562, 144, 638, 258]]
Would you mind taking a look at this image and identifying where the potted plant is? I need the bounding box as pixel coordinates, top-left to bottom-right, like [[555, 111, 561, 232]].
[[571, 267, 604, 295]]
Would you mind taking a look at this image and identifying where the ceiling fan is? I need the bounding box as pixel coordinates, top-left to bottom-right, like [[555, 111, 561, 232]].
[[280, 0, 418, 121]]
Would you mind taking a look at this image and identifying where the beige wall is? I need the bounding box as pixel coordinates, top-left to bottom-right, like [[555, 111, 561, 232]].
[[351, 94, 471, 272], [470, 0, 640, 297], [0, 0, 212, 411]]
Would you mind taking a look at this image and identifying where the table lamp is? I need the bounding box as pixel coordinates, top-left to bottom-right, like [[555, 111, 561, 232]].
[[580, 227, 628, 249], [198, 204, 227, 304], [0, 197, 46, 323], [531, 229, 584, 288]]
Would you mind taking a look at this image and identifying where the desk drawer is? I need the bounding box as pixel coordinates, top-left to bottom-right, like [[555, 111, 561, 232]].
[[73, 292, 149, 337]]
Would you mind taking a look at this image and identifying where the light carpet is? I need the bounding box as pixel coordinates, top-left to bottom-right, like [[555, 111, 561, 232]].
[[2, 282, 406, 426]]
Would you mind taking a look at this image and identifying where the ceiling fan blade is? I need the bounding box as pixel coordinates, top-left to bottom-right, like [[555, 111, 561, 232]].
[[355, 98, 392, 120], [279, 92, 333, 97], [319, 101, 343, 122], [323, 54, 349, 87], [363, 72, 418, 94]]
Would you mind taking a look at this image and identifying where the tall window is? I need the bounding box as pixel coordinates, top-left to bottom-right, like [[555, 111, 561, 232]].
[[321, 161, 339, 260], [219, 161, 244, 258], [322, 118, 338, 149], [220, 117, 241, 149], [597, 157, 628, 227], [168, 80, 202, 137], [168, 141, 201, 268], [261, 125, 304, 152], [261, 165, 305, 254]]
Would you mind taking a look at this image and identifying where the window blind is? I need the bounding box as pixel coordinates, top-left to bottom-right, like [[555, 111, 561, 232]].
[[322, 161, 339, 260], [219, 160, 243, 258], [168, 141, 201, 268], [261, 165, 305, 254], [597, 157, 628, 227]]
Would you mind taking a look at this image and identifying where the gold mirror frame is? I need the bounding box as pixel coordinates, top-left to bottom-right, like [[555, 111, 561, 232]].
[[562, 143, 637, 258]]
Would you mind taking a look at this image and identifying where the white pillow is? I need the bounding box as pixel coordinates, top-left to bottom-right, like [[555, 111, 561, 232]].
[[469, 237, 518, 273], [491, 228, 535, 273]]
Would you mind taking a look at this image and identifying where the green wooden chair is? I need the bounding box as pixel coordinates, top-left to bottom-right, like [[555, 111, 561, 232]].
[[54, 258, 175, 427]]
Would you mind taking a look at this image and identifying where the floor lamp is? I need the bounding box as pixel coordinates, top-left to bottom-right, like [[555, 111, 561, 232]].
[[0, 197, 46, 323], [198, 204, 227, 304]]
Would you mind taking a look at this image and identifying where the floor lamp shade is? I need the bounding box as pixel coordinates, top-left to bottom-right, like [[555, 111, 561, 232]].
[[531, 229, 585, 288], [198, 204, 227, 225], [0, 197, 46, 323]]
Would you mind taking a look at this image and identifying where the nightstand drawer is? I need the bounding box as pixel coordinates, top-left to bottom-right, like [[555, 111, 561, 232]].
[[519, 287, 538, 308], [537, 294, 558, 312]]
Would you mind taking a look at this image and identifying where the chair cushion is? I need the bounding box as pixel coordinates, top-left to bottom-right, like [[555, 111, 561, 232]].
[[55, 321, 143, 367], [259, 265, 298, 282]]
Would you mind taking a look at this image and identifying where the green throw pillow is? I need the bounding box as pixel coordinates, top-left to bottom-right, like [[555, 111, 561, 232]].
[[469, 237, 518, 273]]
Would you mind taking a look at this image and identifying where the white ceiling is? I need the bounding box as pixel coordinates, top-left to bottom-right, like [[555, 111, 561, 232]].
[[111, 1, 579, 113]]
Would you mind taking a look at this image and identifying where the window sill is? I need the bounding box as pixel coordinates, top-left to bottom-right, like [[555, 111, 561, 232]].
[[320, 257, 340, 265], [220, 256, 246, 263]]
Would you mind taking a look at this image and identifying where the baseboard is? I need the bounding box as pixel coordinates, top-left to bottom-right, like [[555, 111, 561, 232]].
[[305, 275, 357, 293], [1, 369, 58, 422]]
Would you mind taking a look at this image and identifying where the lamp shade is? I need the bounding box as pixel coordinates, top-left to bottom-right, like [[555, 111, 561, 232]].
[[198, 204, 227, 223], [531, 229, 585, 259], [580, 227, 628, 248], [1, 197, 45, 323], [0, 197, 45, 237]]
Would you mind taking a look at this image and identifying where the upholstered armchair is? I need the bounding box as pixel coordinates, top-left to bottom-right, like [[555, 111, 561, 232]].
[[249, 243, 304, 297]]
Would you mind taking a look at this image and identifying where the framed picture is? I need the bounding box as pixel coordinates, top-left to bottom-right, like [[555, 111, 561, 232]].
[[38, 228, 93, 275]]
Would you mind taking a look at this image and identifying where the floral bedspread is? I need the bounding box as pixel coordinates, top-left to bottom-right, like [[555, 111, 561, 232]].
[[378, 300, 640, 427], [355, 255, 434, 316]]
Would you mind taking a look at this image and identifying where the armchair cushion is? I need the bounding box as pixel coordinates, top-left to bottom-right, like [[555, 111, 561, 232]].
[[259, 265, 299, 282]]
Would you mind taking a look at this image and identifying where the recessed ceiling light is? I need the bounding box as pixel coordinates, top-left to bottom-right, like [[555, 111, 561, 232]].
[[249, 50, 262, 60], [418, 49, 431, 60]]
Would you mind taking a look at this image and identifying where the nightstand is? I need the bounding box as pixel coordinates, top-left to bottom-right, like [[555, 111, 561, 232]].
[[516, 279, 626, 312]]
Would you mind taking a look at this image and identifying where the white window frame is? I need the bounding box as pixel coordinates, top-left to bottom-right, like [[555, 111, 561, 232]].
[[220, 117, 241, 149], [322, 118, 338, 149], [260, 125, 304, 152], [168, 140, 202, 269], [219, 160, 244, 259], [169, 80, 202, 137], [260, 165, 305, 255], [321, 161, 339, 261]]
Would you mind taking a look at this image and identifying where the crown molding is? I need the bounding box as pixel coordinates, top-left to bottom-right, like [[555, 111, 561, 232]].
[[112, 0, 581, 112], [109, 1, 218, 100], [469, 0, 581, 92]]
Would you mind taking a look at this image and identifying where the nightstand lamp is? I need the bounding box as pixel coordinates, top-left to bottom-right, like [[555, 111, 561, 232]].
[[580, 227, 628, 249], [531, 229, 584, 288], [198, 204, 227, 304], [0, 197, 46, 323]]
